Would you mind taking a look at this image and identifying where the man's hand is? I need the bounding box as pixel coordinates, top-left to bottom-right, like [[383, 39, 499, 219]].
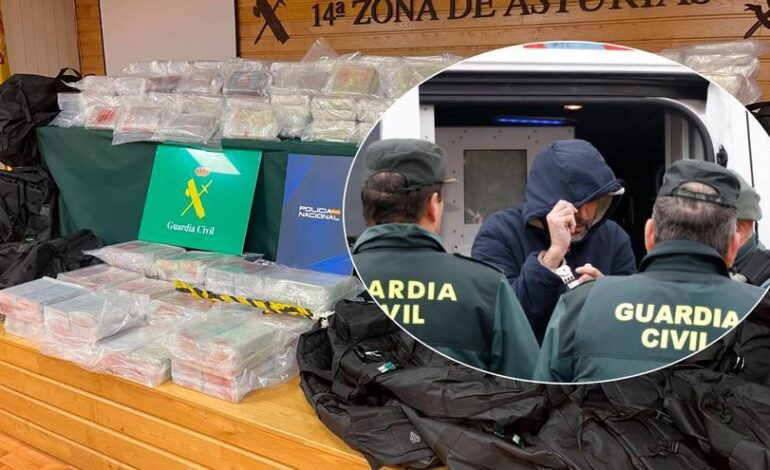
[[576, 263, 603, 284], [542, 200, 577, 269]]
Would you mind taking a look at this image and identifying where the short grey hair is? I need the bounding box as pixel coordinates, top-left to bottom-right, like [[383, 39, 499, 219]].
[[653, 182, 737, 256]]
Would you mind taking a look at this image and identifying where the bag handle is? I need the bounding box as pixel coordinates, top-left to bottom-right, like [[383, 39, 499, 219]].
[[56, 68, 82, 81]]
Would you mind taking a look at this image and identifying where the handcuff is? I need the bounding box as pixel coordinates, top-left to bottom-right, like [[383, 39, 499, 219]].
[[540, 252, 582, 289]]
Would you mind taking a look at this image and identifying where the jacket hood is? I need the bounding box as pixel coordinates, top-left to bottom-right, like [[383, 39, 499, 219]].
[[521, 139, 625, 225]]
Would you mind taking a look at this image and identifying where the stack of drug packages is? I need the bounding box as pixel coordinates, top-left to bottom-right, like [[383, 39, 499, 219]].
[[50, 41, 460, 147], [166, 309, 310, 402], [0, 241, 361, 402]]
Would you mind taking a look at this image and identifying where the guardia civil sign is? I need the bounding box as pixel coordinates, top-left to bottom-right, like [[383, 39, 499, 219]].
[[139, 145, 262, 255]]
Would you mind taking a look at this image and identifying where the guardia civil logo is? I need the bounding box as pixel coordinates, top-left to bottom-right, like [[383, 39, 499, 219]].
[[139, 146, 262, 255], [181, 167, 213, 220]]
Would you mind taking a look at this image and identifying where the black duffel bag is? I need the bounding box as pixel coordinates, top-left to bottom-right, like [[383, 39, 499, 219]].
[[0, 229, 102, 289], [0, 68, 80, 167], [0, 165, 57, 243]]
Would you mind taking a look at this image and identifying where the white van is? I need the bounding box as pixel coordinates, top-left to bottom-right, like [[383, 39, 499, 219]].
[[345, 42, 770, 264]]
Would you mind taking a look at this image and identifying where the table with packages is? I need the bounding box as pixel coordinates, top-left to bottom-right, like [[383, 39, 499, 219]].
[[23, 128, 373, 468], [35, 127, 358, 260], [0, 323, 372, 469]]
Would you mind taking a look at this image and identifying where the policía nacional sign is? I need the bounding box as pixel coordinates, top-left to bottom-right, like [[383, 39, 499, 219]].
[[139, 145, 262, 255], [276, 153, 353, 275]]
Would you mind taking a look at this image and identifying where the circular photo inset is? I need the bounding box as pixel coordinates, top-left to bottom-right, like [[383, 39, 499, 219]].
[[344, 41, 770, 384]]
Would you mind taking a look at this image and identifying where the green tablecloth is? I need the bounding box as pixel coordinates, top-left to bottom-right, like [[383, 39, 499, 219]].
[[36, 127, 357, 260]]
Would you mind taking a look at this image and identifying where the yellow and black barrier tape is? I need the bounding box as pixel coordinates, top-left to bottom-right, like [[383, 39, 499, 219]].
[[172, 280, 314, 320]]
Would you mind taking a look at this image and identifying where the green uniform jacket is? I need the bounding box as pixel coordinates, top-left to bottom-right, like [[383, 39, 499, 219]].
[[534, 240, 766, 383], [352, 224, 540, 379]]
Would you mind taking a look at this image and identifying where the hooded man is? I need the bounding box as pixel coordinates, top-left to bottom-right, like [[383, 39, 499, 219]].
[[472, 139, 636, 342], [352, 139, 540, 379]]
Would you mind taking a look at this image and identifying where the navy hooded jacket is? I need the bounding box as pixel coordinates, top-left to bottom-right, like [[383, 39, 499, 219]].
[[471, 139, 637, 342]]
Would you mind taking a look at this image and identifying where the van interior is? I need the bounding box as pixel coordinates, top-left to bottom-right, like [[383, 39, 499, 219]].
[[345, 70, 712, 266]]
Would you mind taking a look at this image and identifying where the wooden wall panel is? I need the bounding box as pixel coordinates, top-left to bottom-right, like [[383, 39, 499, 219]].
[[76, 0, 770, 98], [3, 0, 80, 76], [75, 0, 104, 75]]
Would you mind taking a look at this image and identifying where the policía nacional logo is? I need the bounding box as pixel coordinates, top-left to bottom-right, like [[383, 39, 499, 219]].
[[181, 168, 212, 220], [297, 205, 342, 221]]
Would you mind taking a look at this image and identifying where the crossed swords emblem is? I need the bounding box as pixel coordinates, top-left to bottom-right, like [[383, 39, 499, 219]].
[[745, 1, 770, 38], [254, 0, 290, 45], [181, 179, 212, 219]]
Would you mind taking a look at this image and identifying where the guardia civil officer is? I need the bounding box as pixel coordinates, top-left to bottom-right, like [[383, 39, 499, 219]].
[[351, 139, 540, 379], [729, 171, 770, 289], [533, 160, 766, 383]]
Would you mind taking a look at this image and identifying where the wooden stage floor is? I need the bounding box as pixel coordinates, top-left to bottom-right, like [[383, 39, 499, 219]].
[[0, 324, 371, 469]]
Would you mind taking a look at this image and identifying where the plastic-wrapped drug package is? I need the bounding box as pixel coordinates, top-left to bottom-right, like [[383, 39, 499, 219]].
[[354, 122, 375, 143], [101, 342, 172, 387], [74, 76, 116, 95], [301, 120, 358, 143], [271, 62, 332, 95], [261, 267, 363, 311], [148, 291, 215, 326], [177, 62, 224, 95], [57, 264, 142, 290], [223, 60, 272, 97], [168, 311, 312, 402], [40, 333, 99, 366], [44, 292, 144, 343], [154, 251, 235, 285], [109, 277, 176, 298], [356, 98, 394, 123], [50, 93, 86, 128], [325, 62, 380, 97], [270, 94, 312, 139], [0, 277, 86, 324], [660, 41, 769, 104], [4, 316, 44, 341], [172, 315, 278, 374], [113, 105, 166, 145], [123, 60, 190, 77], [58, 93, 81, 113], [116, 105, 165, 132], [83, 95, 120, 130], [107, 277, 176, 318], [153, 113, 219, 145], [205, 258, 254, 294], [310, 97, 357, 121], [92, 323, 179, 387], [204, 258, 275, 297], [145, 76, 182, 93], [85, 241, 186, 278], [123, 61, 157, 76], [113, 77, 148, 96], [172, 359, 277, 402], [221, 98, 280, 141], [176, 95, 225, 117], [85, 106, 119, 130], [224, 70, 272, 96], [381, 57, 456, 99]]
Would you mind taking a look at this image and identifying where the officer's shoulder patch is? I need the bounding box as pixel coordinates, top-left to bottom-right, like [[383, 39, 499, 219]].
[[452, 253, 505, 274]]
